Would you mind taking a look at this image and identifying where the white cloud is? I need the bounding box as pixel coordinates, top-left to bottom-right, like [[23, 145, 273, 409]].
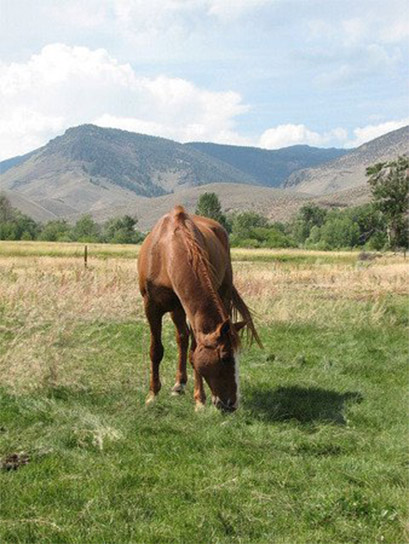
[[0, 41, 407, 161], [259, 124, 347, 149], [345, 118, 409, 148], [0, 43, 249, 160], [259, 118, 409, 150], [0, 110, 65, 159]]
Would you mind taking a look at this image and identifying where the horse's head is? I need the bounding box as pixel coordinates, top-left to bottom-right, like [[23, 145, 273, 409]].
[[193, 319, 246, 412]]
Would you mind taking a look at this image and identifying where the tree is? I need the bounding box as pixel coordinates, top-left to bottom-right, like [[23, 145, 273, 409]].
[[0, 194, 40, 240], [39, 219, 71, 241], [345, 203, 386, 247], [0, 193, 14, 223], [195, 192, 230, 231], [71, 214, 101, 242], [291, 203, 328, 244], [103, 215, 141, 244], [231, 211, 268, 239], [366, 156, 409, 249], [319, 215, 360, 249]]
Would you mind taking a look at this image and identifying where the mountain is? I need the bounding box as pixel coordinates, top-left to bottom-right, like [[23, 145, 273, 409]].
[[285, 125, 409, 195], [0, 125, 257, 212], [186, 142, 348, 187], [0, 124, 350, 221], [0, 150, 39, 175], [0, 123, 406, 225]]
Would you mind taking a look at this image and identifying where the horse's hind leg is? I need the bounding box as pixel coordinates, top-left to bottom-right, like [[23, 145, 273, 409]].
[[171, 306, 189, 395], [144, 298, 164, 404]]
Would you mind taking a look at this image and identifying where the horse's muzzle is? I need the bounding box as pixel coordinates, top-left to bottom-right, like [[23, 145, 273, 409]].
[[212, 396, 237, 413]]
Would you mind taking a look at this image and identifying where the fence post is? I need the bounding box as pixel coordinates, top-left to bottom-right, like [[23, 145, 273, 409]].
[[84, 245, 88, 268]]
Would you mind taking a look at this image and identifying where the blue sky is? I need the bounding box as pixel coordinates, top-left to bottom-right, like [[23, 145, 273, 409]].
[[1, 0, 408, 160]]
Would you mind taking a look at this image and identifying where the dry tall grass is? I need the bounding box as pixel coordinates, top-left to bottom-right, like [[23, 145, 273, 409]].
[[0, 247, 407, 391], [234, 256, 409, 327]]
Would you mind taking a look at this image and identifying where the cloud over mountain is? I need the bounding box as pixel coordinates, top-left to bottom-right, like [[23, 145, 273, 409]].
[[0, 43, 249, 161]]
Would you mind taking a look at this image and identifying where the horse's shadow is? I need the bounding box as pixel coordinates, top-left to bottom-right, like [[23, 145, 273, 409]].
[[244, 385, 363, 425]]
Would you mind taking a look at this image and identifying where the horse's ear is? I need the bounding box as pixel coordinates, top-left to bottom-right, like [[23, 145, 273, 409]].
[[233, 321, 247, 333], [218, 319, 231, 339]]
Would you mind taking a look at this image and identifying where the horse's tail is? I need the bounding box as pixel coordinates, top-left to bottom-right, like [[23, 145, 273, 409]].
[[232, 284, 263, 348]]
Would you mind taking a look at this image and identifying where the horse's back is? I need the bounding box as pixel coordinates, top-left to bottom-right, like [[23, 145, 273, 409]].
[[138, 213, 173, 296], [138, 207, 231, 300]]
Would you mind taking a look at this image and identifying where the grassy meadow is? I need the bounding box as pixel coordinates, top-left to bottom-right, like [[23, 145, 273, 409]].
[[0, 241, 408, 543]]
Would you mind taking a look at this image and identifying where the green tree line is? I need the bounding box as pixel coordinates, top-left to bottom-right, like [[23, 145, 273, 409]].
[[194, 156, 408, 251], [0, 196, 143, 244]]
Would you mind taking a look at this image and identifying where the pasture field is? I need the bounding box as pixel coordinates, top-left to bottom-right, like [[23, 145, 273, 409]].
[[0, 242, 408, 543]]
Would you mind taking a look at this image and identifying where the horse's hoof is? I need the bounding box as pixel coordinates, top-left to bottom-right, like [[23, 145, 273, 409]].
[[145, 392, 157, 405], [195, 401, 206, 412], [171, 383, 186, 396]]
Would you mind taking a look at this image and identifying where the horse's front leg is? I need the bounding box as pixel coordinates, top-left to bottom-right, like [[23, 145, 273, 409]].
[[144, 299, 164, 404], [171, 307, 189, 395], [189, 334, 206, 410]]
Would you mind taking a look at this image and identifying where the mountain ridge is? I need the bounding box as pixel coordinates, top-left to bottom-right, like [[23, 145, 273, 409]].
[[186, 141, 348, 187], [0, 123, 407, 225], [285, 125, 409, 194]]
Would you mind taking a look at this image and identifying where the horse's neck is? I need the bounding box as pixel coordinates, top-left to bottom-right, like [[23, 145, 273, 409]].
[[177, 278, 226, 334], [192, 297, 226, 335], [170, 260, 226, 334], [169, 223, 228, 334]]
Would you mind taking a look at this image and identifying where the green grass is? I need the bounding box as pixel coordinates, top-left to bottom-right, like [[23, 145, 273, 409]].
[[1, 311, 408, 543], [0, 246, 408, 543]]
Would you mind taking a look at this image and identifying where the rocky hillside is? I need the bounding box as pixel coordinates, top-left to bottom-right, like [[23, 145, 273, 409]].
[[186, 142, 347, 187], [285, 125, 409, 195], [0, 125, 257, 212]]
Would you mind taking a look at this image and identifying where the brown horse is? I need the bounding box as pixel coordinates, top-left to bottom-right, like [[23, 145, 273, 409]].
[[138, 205, 261, 411]]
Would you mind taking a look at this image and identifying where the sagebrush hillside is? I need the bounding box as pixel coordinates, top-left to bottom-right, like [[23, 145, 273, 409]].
[[63, 183, 312, 230], [186, 142, 348, 187], [285, 125, 409, 195], [0, 125, 256, 216]]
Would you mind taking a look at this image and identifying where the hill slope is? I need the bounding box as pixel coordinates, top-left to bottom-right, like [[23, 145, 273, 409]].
[[64, 183, 313, 230], [0, 124, 257, 210], [64, 182, 373, 231], [0, 150, 37, 175], [186, 142, 348, 187], [285, 125, 409, 195]]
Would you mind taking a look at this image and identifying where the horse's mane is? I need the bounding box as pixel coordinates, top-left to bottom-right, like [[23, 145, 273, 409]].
[[171, 206, 228, 323], [171, 206, 262, 349]]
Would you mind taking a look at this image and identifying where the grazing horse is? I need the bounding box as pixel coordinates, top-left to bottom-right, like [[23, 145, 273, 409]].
[[138, 205, 261, 411]]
